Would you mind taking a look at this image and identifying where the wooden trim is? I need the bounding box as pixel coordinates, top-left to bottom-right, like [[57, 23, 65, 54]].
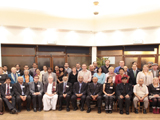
[[2, 55, 35, 57], [138, 56, 141, 69], [68, 55, 91, 57]]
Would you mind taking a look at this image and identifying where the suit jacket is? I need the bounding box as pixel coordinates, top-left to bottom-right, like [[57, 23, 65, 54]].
[[1, 83, 15, 98], [29, 81, 43, 95], [87, 83, 102, 96], [29, 68, 37, 77], [13, 82, 30, 96], [8, 73, 20, 84], [151, 69, 159, 77], [58, 82, 72, 95], [73, 82, 87, 95], [128, 69, 140, 85], [43, 72, 57, 84], [116, 83, 133, 98], [101, 65, 111, 74]]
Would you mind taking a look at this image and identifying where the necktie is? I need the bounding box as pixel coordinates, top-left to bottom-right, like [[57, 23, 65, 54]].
[[7, 85, 9, 96], [79, 84, 81, 93], [64, 83, 66, 93], [134, 71, 136, 78]]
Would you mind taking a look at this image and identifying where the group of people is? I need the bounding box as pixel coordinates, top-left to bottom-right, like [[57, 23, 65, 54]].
[[0, 60, 160, 115]]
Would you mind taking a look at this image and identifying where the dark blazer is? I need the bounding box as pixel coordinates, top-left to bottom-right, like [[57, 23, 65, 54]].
[[1, 83, 15, 98], [58, 82, 72, 95], [43, 82, 58, 94], [13, 82, 30, 96], [151, 69, 159, 77], [0, 74, 8, 84], [73, 82, 87, 95], [128, 69, 140, 85], [101, 65, 111, 74], [87, 83, 102, 96], [116, 83, 133, 98], [29, 81, 43, 95]]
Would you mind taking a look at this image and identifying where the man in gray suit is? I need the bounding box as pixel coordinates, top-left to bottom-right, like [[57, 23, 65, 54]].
[[29, 63, 37, 77], [43, 67, 57, 84], [151, 63, 159, 77], [29, 75, 43, 112]]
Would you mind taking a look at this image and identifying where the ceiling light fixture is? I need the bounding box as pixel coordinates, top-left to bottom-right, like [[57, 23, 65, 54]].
[[93, 1, 99, 15]]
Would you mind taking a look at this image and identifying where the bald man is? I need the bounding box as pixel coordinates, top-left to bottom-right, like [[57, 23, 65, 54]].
[[13, 76, 31, 112], [133, 79, 149, 114]]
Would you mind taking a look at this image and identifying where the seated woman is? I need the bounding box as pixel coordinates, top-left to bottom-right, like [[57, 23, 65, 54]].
[[35, 68, 43, 82], [148, 77, 160, 114], [115, 68, 129, 86], [22, 70, 33, 83], [105, 67, 117, 83], [93, 67, 106, 84], [103, 76, 115, 113]]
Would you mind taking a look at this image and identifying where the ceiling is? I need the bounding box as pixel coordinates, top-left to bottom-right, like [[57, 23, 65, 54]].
[[0, 0, 160, 19]]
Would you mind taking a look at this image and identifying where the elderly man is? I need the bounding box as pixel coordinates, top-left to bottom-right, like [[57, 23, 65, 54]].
[[1, 77, 17, 114], [8, 67, 20, 84], [71, 76, 87, 111], [78, 64, 91, 83], [43, 76, 58, 111], [13, 76, 31, 112], [116, 77, 132, 115], [29, 76, 43, 112], [58, 76, 72, 111], [20, 65, 33, 76], [86, 77, 102, 113], [133, 79, 149, 114], [151, 63, 159, 77]]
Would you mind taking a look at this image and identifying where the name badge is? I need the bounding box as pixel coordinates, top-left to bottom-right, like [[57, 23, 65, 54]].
[[66, 85, 69, 88], [37, 85, 40, 87], [22, 86, 25, 88], [0, 76, 1, 78], [110, 87, 113, 89], [9, 87, 12, 89], [53, 86, 56, 88], [156, 88, 160, 90]]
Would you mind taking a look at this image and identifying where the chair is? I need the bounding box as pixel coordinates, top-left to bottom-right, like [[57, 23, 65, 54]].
[[137, 100, 149, 113]]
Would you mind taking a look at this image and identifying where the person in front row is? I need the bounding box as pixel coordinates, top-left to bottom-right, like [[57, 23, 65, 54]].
[[86, 77, 102, 113], [0, 86, 3, 115], [133, 79, 149, 114], [1, 77, 17, 114], [116, 77, 132, 115], [58, 76, 72, 112], [148, 77, 160, 114], [43, 76, 58, 111], [29, 76, 43, 112], [103, 76, 115, 113], [13, 76, 31, 112], [71, 76, 87, 111]]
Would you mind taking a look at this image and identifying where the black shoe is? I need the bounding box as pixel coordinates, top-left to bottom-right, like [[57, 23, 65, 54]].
[[108, 110, 112, 113], [38, 108, 42, 111], [66, 108, 70, 112], [98, 108, 101, 114], [27, 108, 31, 111], [120, 110, 123, 114], [73, 107, 78, 111], [126, 111, 129, 115], [87, 108, 91, 113], [135, 109, 138, 114], [11, 109, 17, 114], [80, 107, 84, 111], [143, 109, 147, 114], [105, 110, 108, 113], [33, 108, 37, 112], [59, 107, 62, 111], [18, 109, 21, 113]]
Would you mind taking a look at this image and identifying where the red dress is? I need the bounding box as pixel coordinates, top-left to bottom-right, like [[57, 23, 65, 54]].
[[115, 74, 129, 86]]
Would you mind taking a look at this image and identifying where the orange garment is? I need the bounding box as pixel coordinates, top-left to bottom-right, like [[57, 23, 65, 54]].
[[25, 75, 29, 83]]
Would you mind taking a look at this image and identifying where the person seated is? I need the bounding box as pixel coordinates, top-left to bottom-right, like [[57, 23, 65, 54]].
[[8, 67, 20, 84], [29, 76, 43, 112], [133, 79, 149, 114], [86, 77, 102, 113], [1, 77, 17, 114], [148, 77, 160, 114], [71, 76, 87, 111], [103, 76, 115, 113], [116, 77, 132, 115], [0, 86, 3, 115], [115, 68, 129, 86], [42, 76, 58, 111], [22, 70, 33, 84], [58, 76, 72, 112], [0, 67, 8, 84], [13, 76, 31, 112]]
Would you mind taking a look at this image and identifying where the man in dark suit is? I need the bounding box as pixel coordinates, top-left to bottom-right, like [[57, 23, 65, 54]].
[[1, 77, 17, 114], [29, 76, 43, 112], [86, 77, 102, 113], [58, 76, 72, 112], [71, 76, 87, 111], [3, 65, 10, 74], [0, 86, 3, 115], [116, 77, 133, 115], [13, 76, 31, 112], [20, 65, 33, 76], [101, 60, 111, 74], [128, 64, 140, 86]]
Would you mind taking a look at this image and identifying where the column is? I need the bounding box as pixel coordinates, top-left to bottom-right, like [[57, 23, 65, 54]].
[[0, 43, 1, 67], [91, 46, 97, 64]]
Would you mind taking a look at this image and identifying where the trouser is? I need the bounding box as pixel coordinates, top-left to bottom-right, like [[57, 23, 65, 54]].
[[0, 98, 2, 112], [32, 95, 42, 109], [133, 97, 148, 109], [104, 95, 115, 110], [3, 96, 16, 110], [16, 95, 31, 110], [43, 94, 58, 111], [118, 96, 131, 112], [86, 95, 102, 108], [71, 95, 86, 108], [151, 98, 160, 108], [59, 95, 71, 108]]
